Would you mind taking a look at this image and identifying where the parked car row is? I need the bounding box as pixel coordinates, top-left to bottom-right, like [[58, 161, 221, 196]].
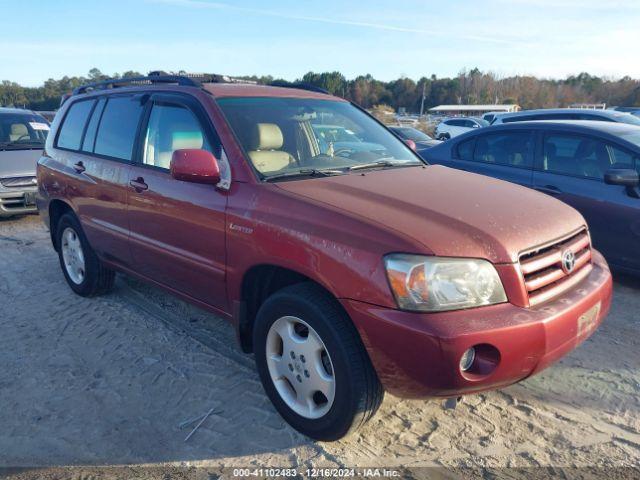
[[491, 108, 640, 126], [424, 120, 640, 275], [33, 75, 613, 441], [429, 107, 640, 143]]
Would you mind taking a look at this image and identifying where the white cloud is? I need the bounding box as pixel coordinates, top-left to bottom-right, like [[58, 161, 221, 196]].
[[148, 0, 524, 45]]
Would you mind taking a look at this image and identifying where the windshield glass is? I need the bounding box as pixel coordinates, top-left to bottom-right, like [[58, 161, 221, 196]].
[[217, 97, 423, 179], [0, 112, 49, 149], [394, 127, 432, 142]]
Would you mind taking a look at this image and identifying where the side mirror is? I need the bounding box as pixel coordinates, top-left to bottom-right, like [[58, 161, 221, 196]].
[[170, 149, 221, 185], [604, 168, 639, 187], [404, 139, 417, 151]]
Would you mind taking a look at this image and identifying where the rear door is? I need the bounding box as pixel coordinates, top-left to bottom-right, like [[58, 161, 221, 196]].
[[126, 93, 229, 311], [532, 131, 640, 269], [445, 130, 534, 187], [54, 94, 144, 267]]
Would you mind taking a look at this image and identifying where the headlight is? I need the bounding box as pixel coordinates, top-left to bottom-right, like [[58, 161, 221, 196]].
[[384, 254, 507, 312]]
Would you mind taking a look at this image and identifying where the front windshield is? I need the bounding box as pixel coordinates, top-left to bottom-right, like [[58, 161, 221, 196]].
[[395, 127, 432, 142], [217, 97, 423, 179], [0, 113, 49, 149]]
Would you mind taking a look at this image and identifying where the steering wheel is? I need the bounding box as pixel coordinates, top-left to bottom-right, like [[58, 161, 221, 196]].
[[15, 134, 31, 142], [334, 148, 353, 158]]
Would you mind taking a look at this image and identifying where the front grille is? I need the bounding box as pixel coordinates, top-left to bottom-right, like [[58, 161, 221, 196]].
[[0, 176, 37, 188], [0, 196, 31, 210], [519, 229, 592, 306]]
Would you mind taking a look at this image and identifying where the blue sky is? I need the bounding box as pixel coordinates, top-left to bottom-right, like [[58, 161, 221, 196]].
[[1, 0, 639, 86]]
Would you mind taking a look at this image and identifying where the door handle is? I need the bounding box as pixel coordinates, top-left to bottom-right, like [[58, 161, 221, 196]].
[[536, 184, 562, 195], [130, 177, 148, 192], [73, 161, 86, 173]]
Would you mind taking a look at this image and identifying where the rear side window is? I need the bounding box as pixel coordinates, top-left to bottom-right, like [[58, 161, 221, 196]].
[[474, 132, 533, 167], [94, 96, 144, 160], [456, 138, 475, 160], [580, 114, 612, 122], [81, 98, 106, 152], [57, 100, 95, 150]]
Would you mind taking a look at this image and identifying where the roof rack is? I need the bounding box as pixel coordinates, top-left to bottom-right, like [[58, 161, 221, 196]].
[[70, 72, 330, 98], [72, 74, 201, 95]]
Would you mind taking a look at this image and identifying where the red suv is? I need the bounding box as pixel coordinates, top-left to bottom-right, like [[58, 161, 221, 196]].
[[37, 75, 613, 440]]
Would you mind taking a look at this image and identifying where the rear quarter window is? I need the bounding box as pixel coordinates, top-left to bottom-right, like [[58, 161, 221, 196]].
[[56, 100, 95, 150], [94, 96, 144, 161]]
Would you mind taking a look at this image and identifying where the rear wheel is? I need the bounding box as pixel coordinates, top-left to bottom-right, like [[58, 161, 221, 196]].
[[56, 213, 115, 296], [253, 283, 383, 441]]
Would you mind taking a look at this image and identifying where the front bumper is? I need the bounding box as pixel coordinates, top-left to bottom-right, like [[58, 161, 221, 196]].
[[342, 250, 613, 398], [0, 187, 38, 217]]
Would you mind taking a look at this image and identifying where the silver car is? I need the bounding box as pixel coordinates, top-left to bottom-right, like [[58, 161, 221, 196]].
[[0, 107, 49, 217]]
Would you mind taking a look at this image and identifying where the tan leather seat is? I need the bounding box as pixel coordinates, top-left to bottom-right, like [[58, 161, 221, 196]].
[[247, 123, 294, 174], [152, 130, 204, 169], [9, 124, 28, 141]]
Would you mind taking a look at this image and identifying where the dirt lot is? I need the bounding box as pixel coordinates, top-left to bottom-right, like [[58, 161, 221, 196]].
[[0, 215, 638, 477]]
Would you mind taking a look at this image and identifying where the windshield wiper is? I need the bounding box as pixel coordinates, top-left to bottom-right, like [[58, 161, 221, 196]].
[[348, 160, 423, 171], [264, 168, 344, 182]]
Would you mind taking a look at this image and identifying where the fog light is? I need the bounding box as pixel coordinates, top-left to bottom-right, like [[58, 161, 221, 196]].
[[460, 348, 476, 372]]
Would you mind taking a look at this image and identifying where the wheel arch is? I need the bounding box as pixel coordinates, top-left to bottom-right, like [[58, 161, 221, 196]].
[[48, 199, 75, 251], [236, 263, 348, 353]]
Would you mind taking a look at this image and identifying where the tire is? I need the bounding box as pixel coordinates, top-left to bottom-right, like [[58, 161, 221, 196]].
[[56, 212, 115, 297], [253, 282, 384, 441]]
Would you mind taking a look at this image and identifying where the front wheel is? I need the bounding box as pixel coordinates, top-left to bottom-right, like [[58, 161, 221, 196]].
[[253, 283, 384, 441]]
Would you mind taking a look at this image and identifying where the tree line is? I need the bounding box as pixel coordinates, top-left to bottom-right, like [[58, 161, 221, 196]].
[[2, 67, 639, 112]]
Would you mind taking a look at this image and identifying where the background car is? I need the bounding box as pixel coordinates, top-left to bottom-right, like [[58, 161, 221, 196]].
[[434, 117, 488, 140], [0, 107, 49, 217], [482, 111, 506, 123], [492, 108, 640, 126], [612, 106, 640, 117], [424, 120, 640, 275], [388, 125, 441, 149]]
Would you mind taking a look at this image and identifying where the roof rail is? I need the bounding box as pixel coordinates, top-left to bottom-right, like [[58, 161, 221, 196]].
[[69, 72, 331, 99], [268, 80, 330, 95], [71, 74, 201, 95]]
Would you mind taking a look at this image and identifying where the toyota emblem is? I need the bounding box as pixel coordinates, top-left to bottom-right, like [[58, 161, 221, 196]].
[[561, 249, 576, 274]]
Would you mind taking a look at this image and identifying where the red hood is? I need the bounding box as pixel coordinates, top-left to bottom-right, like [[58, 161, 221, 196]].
[[276, 165, 586, 264]]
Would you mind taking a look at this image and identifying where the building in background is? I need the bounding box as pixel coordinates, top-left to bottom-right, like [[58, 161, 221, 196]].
[[428, 104, 520, 117]]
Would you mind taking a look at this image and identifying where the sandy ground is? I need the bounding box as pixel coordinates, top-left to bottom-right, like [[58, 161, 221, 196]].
[[0, 215, 638, 478]]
